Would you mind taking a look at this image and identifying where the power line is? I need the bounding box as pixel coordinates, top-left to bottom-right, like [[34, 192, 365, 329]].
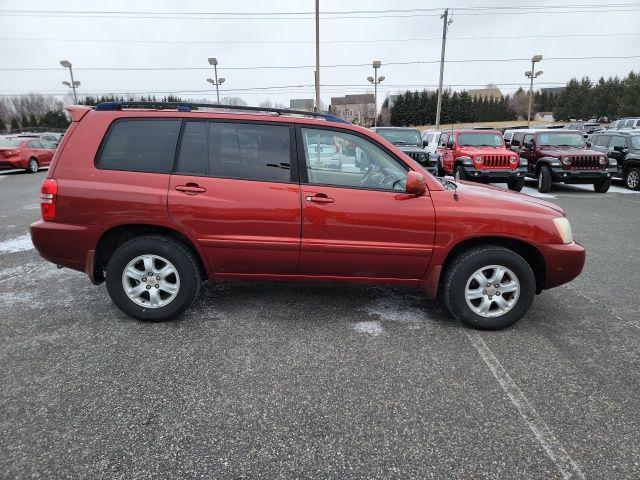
[[2, 55, 638, 72], [2, 32, 638, 46]]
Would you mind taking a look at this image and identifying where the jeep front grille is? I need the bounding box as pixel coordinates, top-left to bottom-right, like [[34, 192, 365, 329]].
[[483, 155, 512, 169], [569, 155, 601, 170]]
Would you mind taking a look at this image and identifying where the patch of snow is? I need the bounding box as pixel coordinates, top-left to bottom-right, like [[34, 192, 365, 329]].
[[353, 321, 384, 336], [363, 292, 427, 328], [23, 204, 40, 210], [0, 234, 34, 253]]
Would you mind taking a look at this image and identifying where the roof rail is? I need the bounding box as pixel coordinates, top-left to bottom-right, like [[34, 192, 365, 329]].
[[94, 101, 350, 124]]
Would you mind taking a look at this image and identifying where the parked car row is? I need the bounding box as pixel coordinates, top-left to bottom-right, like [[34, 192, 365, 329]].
[[587, 130, 640, 190]]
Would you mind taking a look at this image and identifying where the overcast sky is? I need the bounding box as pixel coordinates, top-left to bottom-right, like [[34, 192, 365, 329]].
[[0, 0, 638, 108]]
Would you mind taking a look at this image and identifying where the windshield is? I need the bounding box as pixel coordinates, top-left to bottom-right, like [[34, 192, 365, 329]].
[[538, 133, 586, 148], [375, 129, 421, 146], [631, 136, 640, 149], [0, 138, 22, 148], [457, 133, 503, 147]]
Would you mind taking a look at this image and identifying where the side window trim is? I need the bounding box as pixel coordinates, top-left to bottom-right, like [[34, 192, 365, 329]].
[[172, 118, 297, 184], [294, 124, 409, 193]]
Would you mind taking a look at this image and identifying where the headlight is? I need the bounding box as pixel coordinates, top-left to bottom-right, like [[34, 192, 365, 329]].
[[475, 156, 484, 164], [509, 156, 518, 164], [599, 156, 607, 166], [561, 156, 572, 166], [553, 217, 574, 244]]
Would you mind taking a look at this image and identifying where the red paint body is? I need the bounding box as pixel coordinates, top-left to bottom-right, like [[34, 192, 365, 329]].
[[0, 137, 55, 170], [30, 107, 585, 298]]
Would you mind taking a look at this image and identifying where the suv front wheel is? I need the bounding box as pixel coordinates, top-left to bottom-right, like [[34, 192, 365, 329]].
[[442, 246, 536, 330], [624, 167, 640, 190], [105, 236, 201, 322]]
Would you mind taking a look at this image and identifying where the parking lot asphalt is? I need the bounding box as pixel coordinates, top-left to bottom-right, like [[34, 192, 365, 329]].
[[1, 169, 639, 479]]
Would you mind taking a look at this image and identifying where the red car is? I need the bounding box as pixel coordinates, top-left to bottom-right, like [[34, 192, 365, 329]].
[[30, 102, 585, 330], [437, 130, 527, 191], [0, 136, 55, 173]]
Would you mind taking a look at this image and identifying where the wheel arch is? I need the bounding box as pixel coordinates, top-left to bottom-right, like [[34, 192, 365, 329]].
[[437, 236, 546, 297], [92, 224, 209, 284], [534, 156, 559, 174]]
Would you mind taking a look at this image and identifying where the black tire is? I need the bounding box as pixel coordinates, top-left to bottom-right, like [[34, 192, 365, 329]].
[[436, 156, 445, 177], [593, 177, 611, 193], [442, 246, 536, 330], [454, 164, 467, 181], [624, 167, 640, 190], [507, 177, 525, 192], [26, 158, 39, 173], [105, 235, 201, 322], [537, 165, 552, 193]]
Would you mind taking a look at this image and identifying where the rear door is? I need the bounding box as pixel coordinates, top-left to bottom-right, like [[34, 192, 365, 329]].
[[168, 120, 301, 275], [296, 125, 435, 280]]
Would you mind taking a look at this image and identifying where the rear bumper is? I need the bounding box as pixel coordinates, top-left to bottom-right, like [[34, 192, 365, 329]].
[[538, 242, 586, 289], [462, 165, 526, 182], [546, 166, 616, 184], [30, 220, 94, 276], [0, 159, 26, 170]]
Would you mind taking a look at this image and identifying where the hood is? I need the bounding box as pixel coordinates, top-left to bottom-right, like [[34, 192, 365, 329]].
[[395, 145, 424, 152], [539, 146, 603, 157], [457, 146, 515, 156], [455, 180, 564, 215]]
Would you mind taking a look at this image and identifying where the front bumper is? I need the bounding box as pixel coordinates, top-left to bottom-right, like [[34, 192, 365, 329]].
[[547, 166, 616, 184], [462, 165, 527, 182], [538, 242, 586, 289]]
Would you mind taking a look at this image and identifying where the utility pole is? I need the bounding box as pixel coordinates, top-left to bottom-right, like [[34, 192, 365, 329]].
[[368, 61, 384, 127], [526, 55, 543, 128], [435, 9, 452, 129], [314, 0, 320, 112]]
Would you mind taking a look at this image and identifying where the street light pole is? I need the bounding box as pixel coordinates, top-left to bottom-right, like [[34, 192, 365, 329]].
[[60, 60, 78, 103], [208, 57, 225, 103], [435, 9, 452, 129], [368, 61, 384, 127], [315, 0, 320, 112], [526, 54, 543, 128]]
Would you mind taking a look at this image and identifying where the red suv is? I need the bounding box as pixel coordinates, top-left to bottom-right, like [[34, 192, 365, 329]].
[[0, 136, 55, 173], [30, 102, 585, 330], [437, 130, 527, 191]]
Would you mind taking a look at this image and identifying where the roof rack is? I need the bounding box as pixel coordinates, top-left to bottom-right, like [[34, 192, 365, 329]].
[[94, 101, 350, 124]]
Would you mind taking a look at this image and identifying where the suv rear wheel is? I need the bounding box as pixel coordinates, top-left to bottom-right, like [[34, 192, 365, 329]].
[[593, 178, 611, 193], [442, 246, 536, 330], [454, 164, 467, 181], [624, 167, 640, 190], [537, 165, 552, 193], [105, 236, 201, 322]]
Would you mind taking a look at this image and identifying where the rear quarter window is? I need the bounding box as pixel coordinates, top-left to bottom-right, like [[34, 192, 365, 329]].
[[96, 119, 182, 173]]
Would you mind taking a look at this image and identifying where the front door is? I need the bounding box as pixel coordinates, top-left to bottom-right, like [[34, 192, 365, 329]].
[[297, 126, 436, 280], [168, 120, 301, 275]]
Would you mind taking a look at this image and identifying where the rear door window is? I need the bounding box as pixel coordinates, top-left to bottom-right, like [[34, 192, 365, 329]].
[[594, 135, 610, 148], [609, 136, 626, 149], [27, 140, 43, 148], [97, 119, 181, 173], [175, 121, 292, 183]]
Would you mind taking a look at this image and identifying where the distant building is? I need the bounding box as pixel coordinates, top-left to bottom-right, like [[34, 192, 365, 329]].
[[289, 98, 314, 111], [468, 87, 503, 100], [540, 87, 566, 95], [329, 94, 375, 125]]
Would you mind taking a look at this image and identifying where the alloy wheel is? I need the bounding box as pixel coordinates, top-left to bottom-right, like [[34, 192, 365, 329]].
[[121, 254, 180, 308], [465, 265, 520, 318]]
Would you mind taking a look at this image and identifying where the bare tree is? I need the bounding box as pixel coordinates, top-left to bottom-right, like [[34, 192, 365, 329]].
[[509, 89, 530, 119], [221, 96, 247, 106]]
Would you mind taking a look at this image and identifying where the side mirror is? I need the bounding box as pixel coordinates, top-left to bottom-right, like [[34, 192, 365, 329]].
[[613, 145, 625, 152], [586, 141, 592, 147], [511, 139, 520, 147], [446, 141, 454, 149], [423, 139, 428, 148], [406, 171, 426, 195]]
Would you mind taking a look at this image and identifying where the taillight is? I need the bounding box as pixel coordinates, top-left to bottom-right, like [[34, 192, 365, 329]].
[[2, 150, 19, 157], [40, 179, 58, 221]]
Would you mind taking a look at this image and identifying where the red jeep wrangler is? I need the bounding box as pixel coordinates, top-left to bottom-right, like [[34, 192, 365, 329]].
[[436, 130, 527, 191], [30, 102, 585, 330]]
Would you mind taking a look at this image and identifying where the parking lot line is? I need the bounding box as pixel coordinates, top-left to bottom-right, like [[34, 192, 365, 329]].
[[465, 330, 586, 480]]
